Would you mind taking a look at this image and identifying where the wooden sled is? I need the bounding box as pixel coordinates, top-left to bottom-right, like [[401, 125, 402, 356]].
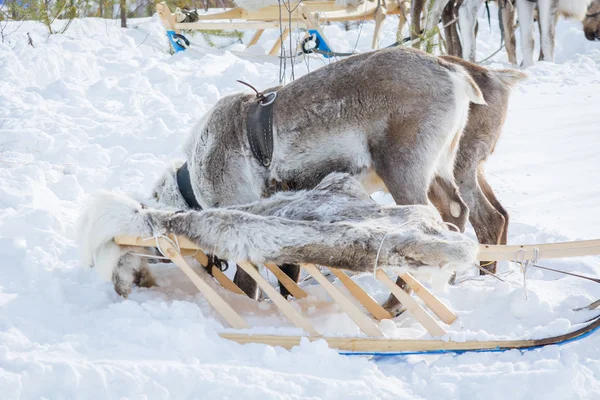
[[114, 235, 600, 354], [156, 0, 399, 56]]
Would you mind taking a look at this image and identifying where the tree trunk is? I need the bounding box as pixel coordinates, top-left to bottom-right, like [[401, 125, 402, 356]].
[[120, 0, 127, 27]]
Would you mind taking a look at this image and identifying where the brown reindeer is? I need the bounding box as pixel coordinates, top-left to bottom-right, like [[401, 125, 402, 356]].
[[382, 56, 526, 315], [584, 0, 600, 40]]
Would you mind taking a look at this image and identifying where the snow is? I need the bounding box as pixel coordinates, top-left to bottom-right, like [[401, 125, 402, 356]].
[[1, 7, 600, 399]]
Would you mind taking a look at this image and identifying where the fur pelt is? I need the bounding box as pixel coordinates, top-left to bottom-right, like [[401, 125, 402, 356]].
[[79, 173, 478, 296]]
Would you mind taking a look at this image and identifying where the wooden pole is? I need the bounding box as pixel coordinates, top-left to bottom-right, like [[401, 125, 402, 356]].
[[376, 270, 446, 337], [158, 238, 249, 329], [236, 261, 319, 335], [329, 269, 392, 321], [303, 264, 383, 337]]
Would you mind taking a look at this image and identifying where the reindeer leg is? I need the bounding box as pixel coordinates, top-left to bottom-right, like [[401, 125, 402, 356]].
[[428, 175, 470, 232], [459, 0, 484, 61], [476, 166, 509, 245], [411, 0, 425, 46], [516, 0, 536, 66], [443, 1, 457, 56], [277, 263, 301, 298], [455, 164, 506, 274], [500, 0, 517, 65], [233, 264, 260, 300]]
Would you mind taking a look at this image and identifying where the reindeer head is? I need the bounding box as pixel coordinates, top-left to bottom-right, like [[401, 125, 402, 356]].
[[584, 0, 600, 41]]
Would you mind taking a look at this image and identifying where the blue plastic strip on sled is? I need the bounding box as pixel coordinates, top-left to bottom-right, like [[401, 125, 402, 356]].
[[338, 317, 600, 358], [166, 30, 186, 53], [308, 29, 333, 58]]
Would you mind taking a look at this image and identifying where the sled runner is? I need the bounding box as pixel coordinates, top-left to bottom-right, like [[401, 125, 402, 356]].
[[113, 234, 600, 354]]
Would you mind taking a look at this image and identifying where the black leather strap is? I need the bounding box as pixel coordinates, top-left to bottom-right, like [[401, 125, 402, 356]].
[[176, 162, 202, 210], [246, 92, 276, 167]]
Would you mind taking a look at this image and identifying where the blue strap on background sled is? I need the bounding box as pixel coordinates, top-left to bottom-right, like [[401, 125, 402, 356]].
[[307, 29, 333, 58], [166, 30, 188, 52]]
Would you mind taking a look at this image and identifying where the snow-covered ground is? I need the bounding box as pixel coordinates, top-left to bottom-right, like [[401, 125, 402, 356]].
[[1, 6, 600, 399]]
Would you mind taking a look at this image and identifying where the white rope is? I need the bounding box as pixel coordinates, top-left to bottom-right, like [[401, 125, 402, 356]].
[[372, 222, 412, 276], [513, 247, 540, 299], [128, 217, 182, 261]]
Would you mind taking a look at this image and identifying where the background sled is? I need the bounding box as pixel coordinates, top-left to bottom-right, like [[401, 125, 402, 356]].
[[114, 235, 600, 353], [156, 0, 398, 55]]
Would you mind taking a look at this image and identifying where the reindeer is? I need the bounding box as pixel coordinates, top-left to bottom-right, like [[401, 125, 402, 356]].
[[584, 0, 600, 40], [147, 47, 483, 301], [381, 55, 526, 315], [99, 48, 524, 311], [515, 0, 592, 66]]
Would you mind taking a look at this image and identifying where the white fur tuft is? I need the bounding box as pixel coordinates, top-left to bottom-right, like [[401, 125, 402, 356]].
[[558, 0, 592, 20], [449, 64, 486, 105], [77, 192, 153, 282]]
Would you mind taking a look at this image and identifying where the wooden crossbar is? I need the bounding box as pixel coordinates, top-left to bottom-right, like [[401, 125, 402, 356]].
[[329, 268, 392, 321], [400, 273, 456, 325], [193, 252, 246, 296], [264, 263, 308, 299], [237, 261, 320, 335], [376, 270, 446, 337], [477, 239, 600, 261], [157, 238, 249, 329], [114, 236, 600, 262], [302, 264, 383, 337]]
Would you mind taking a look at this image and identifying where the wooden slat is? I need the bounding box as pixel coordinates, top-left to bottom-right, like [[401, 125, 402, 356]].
[[156, 2, 180, 33], [264, 263, 307, 299], [216, 330, 561, 352], [477, 239, 600, 261], [400, 273, 456, 324], [371, 5, 386, 49], [329, 269, 392, 321], [376, 270, 446, 337], [193, 7, 243, 20], [193, 253, 246, 296], [314, 0, 379, 22], [174, 21, 304, 31], [158, 238, 249, 329], [268, 27, 289, 56], [236, 261, 319, 335], [247, 29, 265, 47], [303, 264, 383, 337], [299, 4, 331, 49], [115, 235, 200, 250], [115, 235, 600, 263]]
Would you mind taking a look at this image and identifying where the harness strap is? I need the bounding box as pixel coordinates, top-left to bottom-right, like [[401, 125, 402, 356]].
[[176, 162, 202, 210], [246, 92, 277, 168]]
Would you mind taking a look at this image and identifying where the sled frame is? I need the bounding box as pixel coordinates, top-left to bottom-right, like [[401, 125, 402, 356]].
[[114, 235, 600, 352], [114, 235, 454, 338]]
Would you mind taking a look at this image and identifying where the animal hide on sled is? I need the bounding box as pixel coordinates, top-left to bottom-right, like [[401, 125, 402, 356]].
[[78, 173, 478, 296]]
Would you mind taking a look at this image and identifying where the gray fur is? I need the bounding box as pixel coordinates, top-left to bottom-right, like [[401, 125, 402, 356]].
[[149, 48, 485, 301], [81, 173, 479, 296], [382, 58, 526, 315], [170, 48, 483, 214]]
